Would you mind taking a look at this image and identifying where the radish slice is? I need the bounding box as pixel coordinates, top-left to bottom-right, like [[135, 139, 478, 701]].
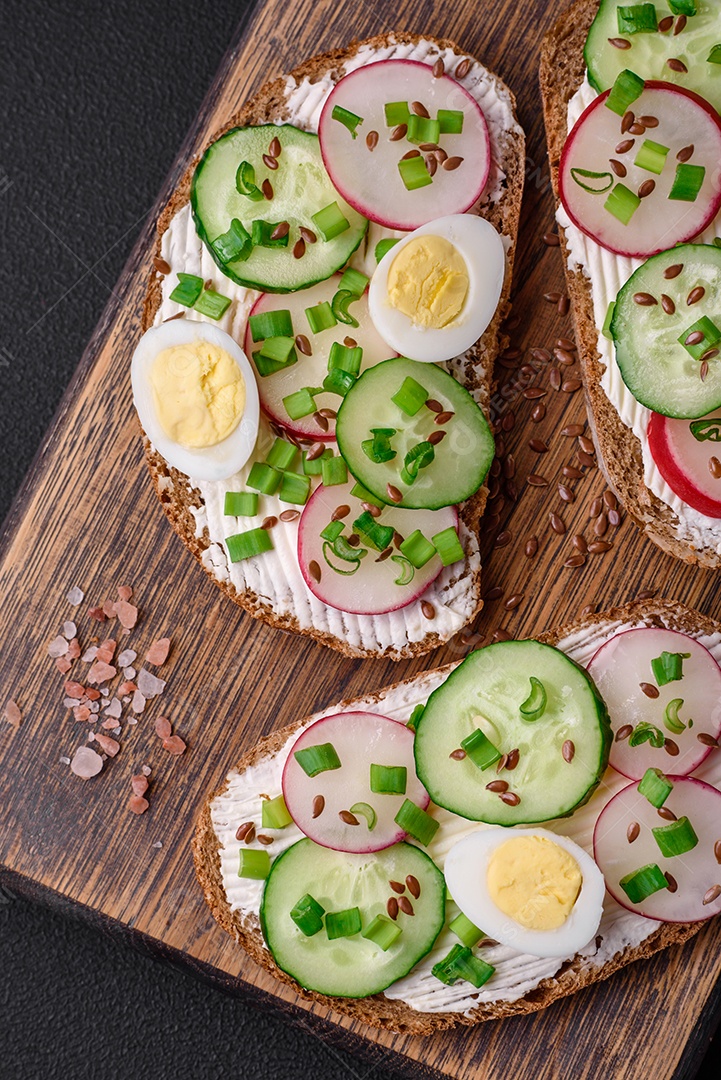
[[648, 410, 721, 519], [318, 59, 490, 230], [297, 478, 457, 615], [559, 82, 721, 259], [587, 627, 721, 780], [593, 775, 721, 923], [244, 276, 394, 440], [282, 711, 429, 853]]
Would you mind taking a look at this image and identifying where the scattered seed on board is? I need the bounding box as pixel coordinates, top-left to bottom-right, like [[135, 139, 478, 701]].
[[573, 534, 588, 553], [485, 586, 504, 601], [529, 438, 549, 453], [532, 403, 546, 422], [543, 232, 560, 247], [550, 512, 567, 535], [525, 535, 539, 558], [528, 474, 549, 487], [564, 554, 586, 568], [559, 484, 575, 503], [550, 367, 562, 391], [504, 594, 524, 611]]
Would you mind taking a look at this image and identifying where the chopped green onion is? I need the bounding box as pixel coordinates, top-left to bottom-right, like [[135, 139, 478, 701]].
[[235, 160, 264, 201], [437, 109, 464, 134], [432, 944, 495, 988], [651, 650, 690, 686], [605, 68, 645, 116], [251, 219, 290, 248], [331, 534, 367, 563], [320, 520, 345, 542], [619, 863, 668, 904], [362, 914, 402, 951], [407, 115, 441, 145], [305, 301, 337, 335], [400, 440, 435, 485], [604, 182, 641, 225], [570, 168, 614, 194], [322, 368, 356, 397], [226, 527, 274, 563], [238, 849, 271, 880], [283, 388, 317, 421], [247, 462, 282, 495], [690, 418, 721, 443], [708, 44, 721, 65], [638, 767, 674, 808], [353, 511, 395, 552], [391, 555, 415, 586], [290, 893, 325, 936], [311, 201, 350, 242], [322, 541, 362, 576], [669, 0, 696, 14], [391, 375, 428, 416], [678, 316, 721, 361], [224, 491, 259, 517], [331, 289, 360, 327], [261, 793, 293, 830], [370, 764, 407, 795], [461, 728, 502, 771], [664, 698, 687, 735], [303, 447, 333, 475], [321, 455, 348, 487], [331, 104, 363, 139], [325, 906, 362, 940], [616, 5, 658, 35], [398, 154, 432, 190], [384, 101, 410, 126], [169, 272, 204, 307], [279, 471, 311, 505], [350, 481, 384, 508], [362, 430, 396, 464], [629, 721, 665, 748], [652, 815, 699, 858], [349, 801, 377, 830], [602, 300, 616, 340], [210, 218, 253, 264], [259, 335, 296, 364], [449, 912, 484, 948], [249, 308, 293, 342], [337, 267, 369, 296], [519, 676, 548, 722], [431, 526, 464, 567], [193, 288, 232, 320], [328, 341, 363, 376], [635, 139, 670, 175], [399, 529, 436, 569], [266, 437, 299, 471], [293, 742, 342, 777], [407, 703, 425, 732], [253, 349, 298, 377], [375, 238, 400, 263], [669, 163, 706, 202], [394, 799, 439, 846]]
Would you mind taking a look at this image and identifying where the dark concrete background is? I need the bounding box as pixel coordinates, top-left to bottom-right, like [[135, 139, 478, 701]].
[[0, 2, 717, 1078]]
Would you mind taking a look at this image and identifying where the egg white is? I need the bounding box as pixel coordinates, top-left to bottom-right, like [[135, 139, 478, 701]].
[[368, 214, 505, 363], [444, 827, 605, 959], [131, 319, 259, 482]]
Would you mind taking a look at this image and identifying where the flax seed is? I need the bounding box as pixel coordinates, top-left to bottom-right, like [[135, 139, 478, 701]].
[[406, 875, 421, 899], [664, 262, 684, 278], [562, 378, 582, 393], [262, 154, 278, 170], [331, 504, 350, 521], [525, 535, 539, 558], [295, 333, 312, 355], [677, 145, 694, 163], [366, 130, 379, 151], [615, 139, 635, 154], [703, 885, 721, 906], [504, 593, 524, 611], [531, 347, 552, 362], [544, 291, 562, 304], [661, 294, 675, 315], [616, 724, 633, 741], [443, 156, 464, 171], [594, 514, 609, 537], [659, 14, 674, 31], [564, 465, 584, 479], [308, 560, 321, 583], [261, 516, 278, 530], [578, 450, 596, 468], [621, 111, 635, 134], [610, 159, 627, 178], [664, 738, 680, 756], [387, 897, 399, 920], [421, 601, 436, 620], [608, 37, 631, 49], [270, 221, 290, 240], [527, 474, 549, 487], [390, 123, 407, 141], [293, 237, 306, 259], [573, 534, 588, 553], [543, 232, 560, 247], [550, 512, 567, 535], [562, 740, 575, 763], [523, 386, 547, 399], [152, 255, 171, 275], [500, 791, 521, 806], [389, 880, 405, 894], [667, 57, 688, 73], [709, 457, 721, 479], [495, 530, 512, 548], [399, 896, 415, 916], [300, 226, 317, 244], [426, 398, 443, 413], [555, 348, 576, 366], [558, 295, 570, 316], [633, 292, 657, 306], [559, 484, 575, 503], [339, 810, 359, 826], [432, 57, 444, 78], [658, 806, 677, 822], [550, 367, 562, 391], [697, 732, 719, 747], [486, 780, 508, 793], [627, 821, 640, 843], [532, 403, 546, 422], [588, 540, 613, 553], [640, 682, 659, 699], [564, 554, 586, 568], [687, 286, 705, 305], [450, 748, 467, 760], [455, 57, 471, 78]]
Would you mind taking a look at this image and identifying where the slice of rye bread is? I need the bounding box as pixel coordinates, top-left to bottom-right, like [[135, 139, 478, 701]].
[[192, 597, 715, 1034], [540, 0, 721, 570], [140, 32, 526, 660]]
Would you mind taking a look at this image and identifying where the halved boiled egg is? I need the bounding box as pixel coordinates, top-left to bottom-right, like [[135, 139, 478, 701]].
[[368, 214, 505, 362], [131, 319, 259, 481], [444, 827, 605, 959]]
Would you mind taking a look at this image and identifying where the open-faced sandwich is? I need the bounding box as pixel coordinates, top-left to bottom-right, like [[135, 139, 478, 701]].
[[193, 598, 721, 1032], [134, 32, 525, 659], [541, 0, 721, 568]]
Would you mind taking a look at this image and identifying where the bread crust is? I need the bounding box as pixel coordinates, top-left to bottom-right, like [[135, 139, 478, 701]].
[[192, 597, 716, 1033], [539, 0, 721, 569], [140, 32, 527, 659]]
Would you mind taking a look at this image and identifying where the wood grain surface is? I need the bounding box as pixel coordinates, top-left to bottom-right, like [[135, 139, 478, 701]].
[[0, 1, 719, 1078]]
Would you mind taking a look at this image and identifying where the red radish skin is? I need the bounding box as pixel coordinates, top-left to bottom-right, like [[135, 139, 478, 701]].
[[648, 411, 721, 519], [587, 627, 721, 780], [559, 83, 721, 259], [319, 59, 490, 230], [244, 276, 395, 440], [593, 775, 721, 923], [297, 478, 458, 615], [281, 711, 429, 853]]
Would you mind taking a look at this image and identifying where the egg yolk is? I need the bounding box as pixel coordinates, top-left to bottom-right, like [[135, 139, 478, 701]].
[[487, 836, 582, 931], [150, 339, 246, 448], [387, 235, 469, 328]]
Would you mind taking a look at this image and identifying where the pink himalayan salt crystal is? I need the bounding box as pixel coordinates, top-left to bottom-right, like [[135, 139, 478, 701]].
[[93, 733, 120, 757], [66, 586, 84, 606], [55, 657, 72, 674], [145, 638, 170, 666], [115, 600, 138, 630], [70, 746, 103, 779], [129, 794, 149, 815], [137, 669, 165, 699], [48, 635, 68, 658], [117, 649, 136, 668], [62, 621, 77, 640], [131, 774, 149, 796], [87, 661, 117, 685], [4, 700, 21, 728], [131, 690, 146, 714], [162, 735, 187, 756], [117, 585, 133, 601], [154, 715, 172, 739]]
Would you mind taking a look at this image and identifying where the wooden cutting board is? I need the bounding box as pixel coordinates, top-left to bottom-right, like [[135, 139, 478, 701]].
[[1, 0, 719, 1077]]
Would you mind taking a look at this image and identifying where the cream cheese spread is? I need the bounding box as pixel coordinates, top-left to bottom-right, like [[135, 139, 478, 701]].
[[557, 78, 721, 556], [151, 38, 520, 653], [209, 618, 721, 1015]]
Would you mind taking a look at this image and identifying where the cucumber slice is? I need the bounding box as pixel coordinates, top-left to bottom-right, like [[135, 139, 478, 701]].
[[260, 838, 445, 997], [335, 357, 494, 509], [414, 641, 612, 825], [611, 244, 721, 417], [585, 0, 721, 114], [191, 125, 368, 293]]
